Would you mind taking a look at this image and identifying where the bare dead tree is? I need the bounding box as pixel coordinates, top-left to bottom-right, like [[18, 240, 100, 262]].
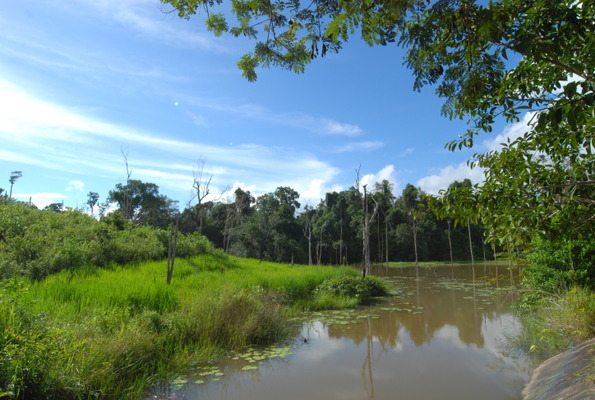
[[362, 184, 380, 277], [121, 147, 133, 219], [191, 158, 213, 233], [301, 206, 314, 266], [121, 147, 133, 183], [354, 166, 380, 277], [412, 211, 419, 267]]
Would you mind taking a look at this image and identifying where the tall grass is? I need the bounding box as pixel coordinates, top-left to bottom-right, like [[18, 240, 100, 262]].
[[0, 254, 368, 400], [511, 286, 595, 360]]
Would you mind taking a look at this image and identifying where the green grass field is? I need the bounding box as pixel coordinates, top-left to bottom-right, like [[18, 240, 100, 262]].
[[0, 254, 387, 400]]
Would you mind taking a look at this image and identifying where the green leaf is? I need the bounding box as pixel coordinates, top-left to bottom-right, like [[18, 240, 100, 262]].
[[324, 14, 348, 42], [237, 53, 259, 82], [205, 13, 228, 37]]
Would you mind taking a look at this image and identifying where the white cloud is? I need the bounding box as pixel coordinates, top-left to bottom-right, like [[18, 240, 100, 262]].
[[360, 165, 398, 193], [417, 112, 536, 195], [297, 179, 344, 207], [0, 13, 191, 90], [322, 119, 363, 136], [417, 162, 485, 195], [0, 149, 62, 170], [0, 79, 342, 205], [333, 141, 384, 153], [66, 180, 85, 192], [185, 95, 365, 137], [67, 0, 228, 52], [399, 147, 414, 157], [218, 182, 258, 203]]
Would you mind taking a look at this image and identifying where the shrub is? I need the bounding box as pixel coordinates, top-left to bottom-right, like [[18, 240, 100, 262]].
[[315, 275, 390, 305], [175, 233, 215, 258], [110, 227, 166, 265], [520, 237, 595, 308], [0, 280, 62, 399], [0, 202, 216, 280]]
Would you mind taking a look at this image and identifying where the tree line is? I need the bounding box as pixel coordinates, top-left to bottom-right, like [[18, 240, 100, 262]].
[[2, 168, 490, 268], [87, 173, 490, 266], [179, 179, 491, 266]]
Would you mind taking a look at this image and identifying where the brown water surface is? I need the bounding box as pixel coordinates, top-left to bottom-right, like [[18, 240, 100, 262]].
[[172, 264, 530, 400]]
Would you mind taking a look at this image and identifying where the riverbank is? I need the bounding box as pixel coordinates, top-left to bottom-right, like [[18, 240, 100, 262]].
[[523, 338, 594, 400], [0, 255, 389, 400]]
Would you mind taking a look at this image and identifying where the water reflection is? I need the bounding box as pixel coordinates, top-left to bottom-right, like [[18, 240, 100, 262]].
[[172, 264, 530, 400], [332, 264, 518, 348]]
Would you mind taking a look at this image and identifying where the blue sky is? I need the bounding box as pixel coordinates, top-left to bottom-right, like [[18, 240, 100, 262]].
[[1, 0, 528, 210]]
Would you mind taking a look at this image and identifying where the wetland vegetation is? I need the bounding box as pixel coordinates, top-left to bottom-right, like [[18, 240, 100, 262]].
[[0, 250, 389, 400]]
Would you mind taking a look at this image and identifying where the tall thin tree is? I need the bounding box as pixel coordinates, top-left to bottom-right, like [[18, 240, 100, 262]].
[[8, 171, 22, 199]]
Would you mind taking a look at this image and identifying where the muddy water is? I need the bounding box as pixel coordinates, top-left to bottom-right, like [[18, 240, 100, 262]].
[[174, 264, 531, 400]]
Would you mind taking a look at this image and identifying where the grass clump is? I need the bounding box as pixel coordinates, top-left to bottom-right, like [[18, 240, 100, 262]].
[[313, 275, 391, 306]]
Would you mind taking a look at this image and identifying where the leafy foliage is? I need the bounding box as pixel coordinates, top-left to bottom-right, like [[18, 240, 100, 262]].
[[512, 286, 595, 359], [0, 201, 214, 280], [182, 181, 488, 265], [108, 179, 178, 229], [523, 237, 595, 297]]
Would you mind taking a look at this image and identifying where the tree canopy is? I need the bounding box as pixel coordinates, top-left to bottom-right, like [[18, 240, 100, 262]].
[[108, 179, 178, 229]]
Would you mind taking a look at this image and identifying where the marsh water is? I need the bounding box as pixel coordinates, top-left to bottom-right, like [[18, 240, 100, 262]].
[[168, 264, 531, 400]]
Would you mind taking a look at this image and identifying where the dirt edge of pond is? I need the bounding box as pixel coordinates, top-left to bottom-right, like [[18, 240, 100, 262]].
[[522, 338, 595, 400]]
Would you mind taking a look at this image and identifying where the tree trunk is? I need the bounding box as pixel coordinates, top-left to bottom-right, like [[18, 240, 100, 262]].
[[362, 185, 379, 277], [377, 216, 382, 263], [339, 220, 344, 265], [447, 219, 454, 266], [385, 218, 389, 267], [413, 216, 419, 267], [166, 220, 179, 285], [467, 219, 475, 265], [307, 232, 312, 265], [303, 216, 313, 266]]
